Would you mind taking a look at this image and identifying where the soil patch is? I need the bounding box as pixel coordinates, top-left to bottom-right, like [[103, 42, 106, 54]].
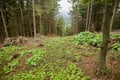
[[76, 51, 120, 80], [9, 53, 32, 76]]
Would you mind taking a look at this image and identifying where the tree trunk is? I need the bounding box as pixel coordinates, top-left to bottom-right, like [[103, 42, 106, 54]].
[[40, 15, 42, 35], [49, 17, 51, 34], [101, 8, 106, 32], [110, 0, 117, 32], [54, 18, 57, 35], [86, 3, 90, 31], [0, 9, 9, 38], [19, 2, 25, 36], [28, 15, 32, 37], [88, 1, 93, 32], [96, 1, 112, 76], [32, 0, 36, 40], [75, 16, 78, 34]]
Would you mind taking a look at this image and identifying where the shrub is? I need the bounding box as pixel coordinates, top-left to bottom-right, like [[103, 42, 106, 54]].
[[72, 31, 102, 47]]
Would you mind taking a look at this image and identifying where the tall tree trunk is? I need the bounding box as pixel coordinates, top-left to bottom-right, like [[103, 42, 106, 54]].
[[96, 1, 112, 76], [0, 9, 8, 38], [49, 17, 51, 34], [75, 16, 78, 34], [88, 1, 93, 31], [110, 0, 117, 32], [32, 0, 36, 40], [28, 15, 32, 37], [40, 15, 42, 35], [19, 2, 25, 36], [101, 9, 105, 32], [71, 14, 74, 34], [86, 3, 90, 31], [54, 19, 57, 35]]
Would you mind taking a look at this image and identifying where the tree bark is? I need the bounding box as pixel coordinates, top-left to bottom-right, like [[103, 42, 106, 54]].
[[40, 15, 42, 35], [75, 15, 78, 34], [96, 1, 112, 76], [88, 1, 93, 31], [110, 0, 117, 32], [0, 9, 9, 38], [32, 0, 36, 40], [19, 2, 25, 36], [101, 9, 106, 32], [54, 18, 57, 35], [86, 3, 90, 31]]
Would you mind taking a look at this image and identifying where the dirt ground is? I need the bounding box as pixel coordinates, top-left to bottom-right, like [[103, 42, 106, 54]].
[[77, 51, 120, 80]]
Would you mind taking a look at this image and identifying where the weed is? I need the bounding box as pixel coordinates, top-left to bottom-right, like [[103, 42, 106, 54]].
[[72, 31, 102, 47], [3, 60, 19, 74], [111, 43, 120, 51]]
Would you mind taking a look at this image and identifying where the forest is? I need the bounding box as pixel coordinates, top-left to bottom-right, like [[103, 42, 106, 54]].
[[0, 0, 120, 80]]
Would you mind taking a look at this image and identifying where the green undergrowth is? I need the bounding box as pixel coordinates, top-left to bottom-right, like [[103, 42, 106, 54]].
[[0, 46, 20, 58], [25, 48, 46, 66], [3, 60, 19, 74], [1, 32, 120, 79], [2, 48, 46, 74], [110, 32, 120, 38], [3, 37, 88, 80], [7, 63, 88, 80], [72, 31, 102, 47], [72, 31, 120, 50], [111, 43, 120, 51], [0, 46, 21, 79], [0, 46, 20, 64]]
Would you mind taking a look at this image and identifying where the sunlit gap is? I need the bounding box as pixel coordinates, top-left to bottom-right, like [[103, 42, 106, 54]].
[[58, 0, 72, 26]]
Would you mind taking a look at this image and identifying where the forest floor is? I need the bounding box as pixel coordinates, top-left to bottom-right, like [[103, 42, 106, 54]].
[[0, 32, 120, 80]]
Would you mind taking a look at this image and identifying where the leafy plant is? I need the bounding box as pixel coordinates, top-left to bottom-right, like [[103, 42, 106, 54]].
[[72, 31, 102, 47], [0, 46, 20, 57], [3, 60, 19, 74], [8, 63, 88, 80], [111, 43, 120, 51], [0, 46, 20, 64], [25, 49, 46, 66], [103, 68, 111, 74], [110, 33, 120, 38]]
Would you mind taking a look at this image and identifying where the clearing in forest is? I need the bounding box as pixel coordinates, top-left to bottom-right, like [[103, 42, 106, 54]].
[[0, 32, 120, 80]]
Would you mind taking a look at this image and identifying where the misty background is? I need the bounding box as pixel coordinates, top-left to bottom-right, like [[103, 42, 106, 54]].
[[58, 0, 71, 25]]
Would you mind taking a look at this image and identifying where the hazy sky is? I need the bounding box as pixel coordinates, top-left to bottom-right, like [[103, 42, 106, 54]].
[[59, 0, 72, 17]]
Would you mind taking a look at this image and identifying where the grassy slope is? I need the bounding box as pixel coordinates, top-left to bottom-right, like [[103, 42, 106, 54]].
[[0, 32, 120, 80]]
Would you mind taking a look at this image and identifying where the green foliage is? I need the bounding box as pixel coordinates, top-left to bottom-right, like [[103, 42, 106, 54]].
[[111, 33, 120, 51], [8, 65, 46, 80], [103, 68, 111, 74], [63, 26, 73, 36], [72, 31, 102, 47], [0, 46, 20, 57], [3, 60, 19, 74], [72, 32, 120, 51], [110, 33, 120, 38], [8, 63, 88, 80], [35, 4, 42, 16], [111, 43, 120, 51], [0, 46, 20, 64], [25, 49, 46, 66], [4, 37, 89, 80], [49, 63, 88, 80], [80, 0, 92, 4], [57, 16, 65, 36]]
